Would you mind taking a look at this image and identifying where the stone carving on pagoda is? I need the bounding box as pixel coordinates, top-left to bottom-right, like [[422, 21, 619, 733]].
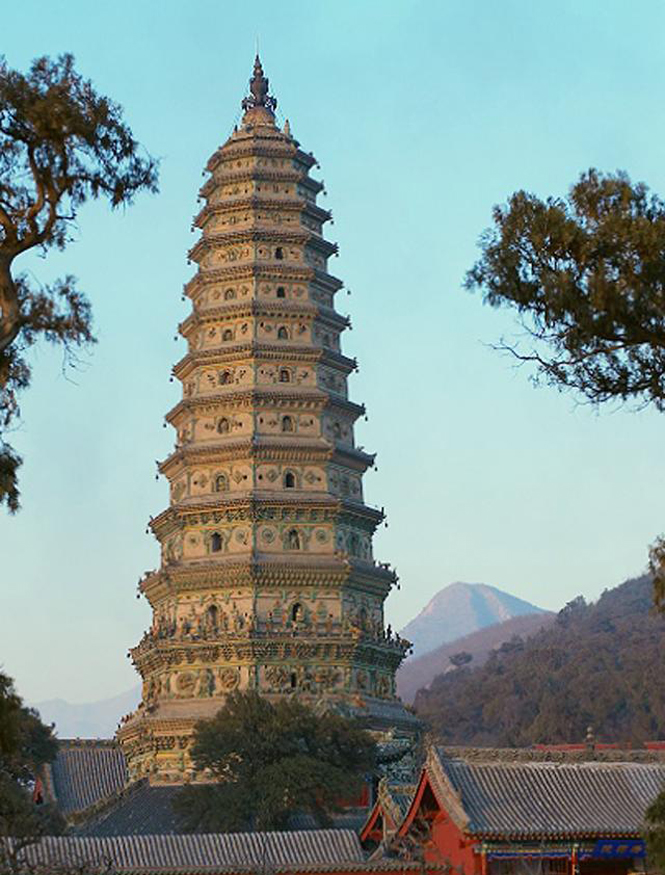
[[116, 57, 417, 784]]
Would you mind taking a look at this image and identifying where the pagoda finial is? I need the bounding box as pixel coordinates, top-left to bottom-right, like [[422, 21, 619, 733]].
[[241, 54, 277, 116]]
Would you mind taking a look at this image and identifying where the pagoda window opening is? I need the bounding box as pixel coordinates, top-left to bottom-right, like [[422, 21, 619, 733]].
[[211, 532, 222, 553], [219, 370, 233, 385], [214, 474, 229, 492], [276, 286, 286, 298], [287, 528, 301, 550], [222, 329, 233, 342], [206, 604, 219, 629], [281, 415, 294, 433], [275, 247, 284, 260], [279, 369, 291, 383], [290, 672, 297, 689], [291, 603, 303, 623], [349, 533, 360, 556], [224, 288, 235, 300], [277, 326, 289, 340], [284, 471, 296, 489], [217, 418, 230, 434]]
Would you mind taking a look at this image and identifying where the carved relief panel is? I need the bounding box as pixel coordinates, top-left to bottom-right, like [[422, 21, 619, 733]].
[[255, 463, 325, 492], [312, 323, 341, 351], [256, 363, 315, 387], [327, 465, 363, 502], [193, 411, 252, 441], [303, 246, 328, 271], [181, 523, 252, 558], [256, 318, 311, 344], [255, 410, 319, 437], [322, 414, 354, 447], [317, 365, 348, 398], [334, 525, 373, 562], [258, 281, 307, 302], [195, 282, 252, 310], [256, 522, 332, 555]]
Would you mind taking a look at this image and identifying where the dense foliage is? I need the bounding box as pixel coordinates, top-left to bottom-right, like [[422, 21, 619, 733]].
[[414, 575, 665, 746], [0, 54, 158, 512], [174, 691, 376, 832], [0, 671, 63, 863], [465, 169, 665, 409]]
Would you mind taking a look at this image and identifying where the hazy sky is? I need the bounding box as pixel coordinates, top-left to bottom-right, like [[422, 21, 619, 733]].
[[2, 0, 664, 705]]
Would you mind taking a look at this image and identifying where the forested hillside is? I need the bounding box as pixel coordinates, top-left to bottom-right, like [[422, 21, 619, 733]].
[[414, 575, 665, 746], [397, 611, 554, 704]]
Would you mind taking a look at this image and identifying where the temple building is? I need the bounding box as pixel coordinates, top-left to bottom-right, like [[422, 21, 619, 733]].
[[116, 57, 417, 784], [361, 746, 660, 875]]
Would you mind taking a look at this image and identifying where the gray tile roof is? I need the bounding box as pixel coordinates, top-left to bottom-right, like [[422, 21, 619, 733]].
[[76, 780, 369, 837], [75, 782, 184, 836], [12, 831, 366, 873], [433, 747, 665, 839], [388, 786, 416, 821], [50, 740, 127, 814]]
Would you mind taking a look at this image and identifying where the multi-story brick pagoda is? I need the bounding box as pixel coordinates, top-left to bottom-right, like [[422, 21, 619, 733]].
[[117, 57, 417, 784]]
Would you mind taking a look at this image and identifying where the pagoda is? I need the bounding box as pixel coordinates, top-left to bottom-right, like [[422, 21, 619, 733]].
[[117, 58, 416, 784]]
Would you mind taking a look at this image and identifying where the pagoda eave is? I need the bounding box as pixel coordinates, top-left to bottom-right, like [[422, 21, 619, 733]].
[[204, 139, 315, 172], [325, 395, 366, 418], [187, 263, 324, 286], [205, 143, 298, 175], [149, 492, 345, 535], [332, 445, 377, 471], [165, 387, 331, 423], [194, 198, 331, 229], [130, 634, 408, 676], [171, 344, 356, 380], [158, 437, 334, 476], [140, 556, 354, 602], [187, 228, 337, 263], [177, 297, 333, 331], [183, 264, 343, 297]]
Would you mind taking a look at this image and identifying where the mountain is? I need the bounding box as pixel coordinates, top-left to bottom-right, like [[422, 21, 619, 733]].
[[33, 685, 141, 739], [414, 575, 665, 746], [399, 582, 547, 657], [396, 611, 555, 704]]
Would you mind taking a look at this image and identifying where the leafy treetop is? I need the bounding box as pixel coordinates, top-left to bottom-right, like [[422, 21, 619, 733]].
[[465, 169, 665, 410], [174, 691, 376, 832]]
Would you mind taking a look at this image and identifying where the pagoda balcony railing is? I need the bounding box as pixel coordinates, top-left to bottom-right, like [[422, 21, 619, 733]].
[[131, 621, 411, 655]]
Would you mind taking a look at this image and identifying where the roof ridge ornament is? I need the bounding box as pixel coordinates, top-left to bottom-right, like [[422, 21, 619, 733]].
[[241, 55, 277, 116]]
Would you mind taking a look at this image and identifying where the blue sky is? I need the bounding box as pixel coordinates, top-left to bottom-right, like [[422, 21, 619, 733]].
[[2, 0, 664, 704]]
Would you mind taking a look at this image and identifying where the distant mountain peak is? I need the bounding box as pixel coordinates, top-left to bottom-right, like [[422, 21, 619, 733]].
[[399, 582, 546, 658]]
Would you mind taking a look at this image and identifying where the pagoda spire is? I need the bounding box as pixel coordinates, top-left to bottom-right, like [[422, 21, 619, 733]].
[[241, 54, 277, 117]]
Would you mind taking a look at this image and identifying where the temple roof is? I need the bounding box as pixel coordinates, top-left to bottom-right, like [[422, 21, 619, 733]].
[[9, 830, 368, 874], [428, 746, 665, 839], [74, 780, 184, 836], [48, 740, 127, 815], [46, 741, 369, 836]]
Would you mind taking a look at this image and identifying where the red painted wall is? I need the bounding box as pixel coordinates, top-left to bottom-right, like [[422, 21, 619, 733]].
[[429, 814, 480, 875]]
